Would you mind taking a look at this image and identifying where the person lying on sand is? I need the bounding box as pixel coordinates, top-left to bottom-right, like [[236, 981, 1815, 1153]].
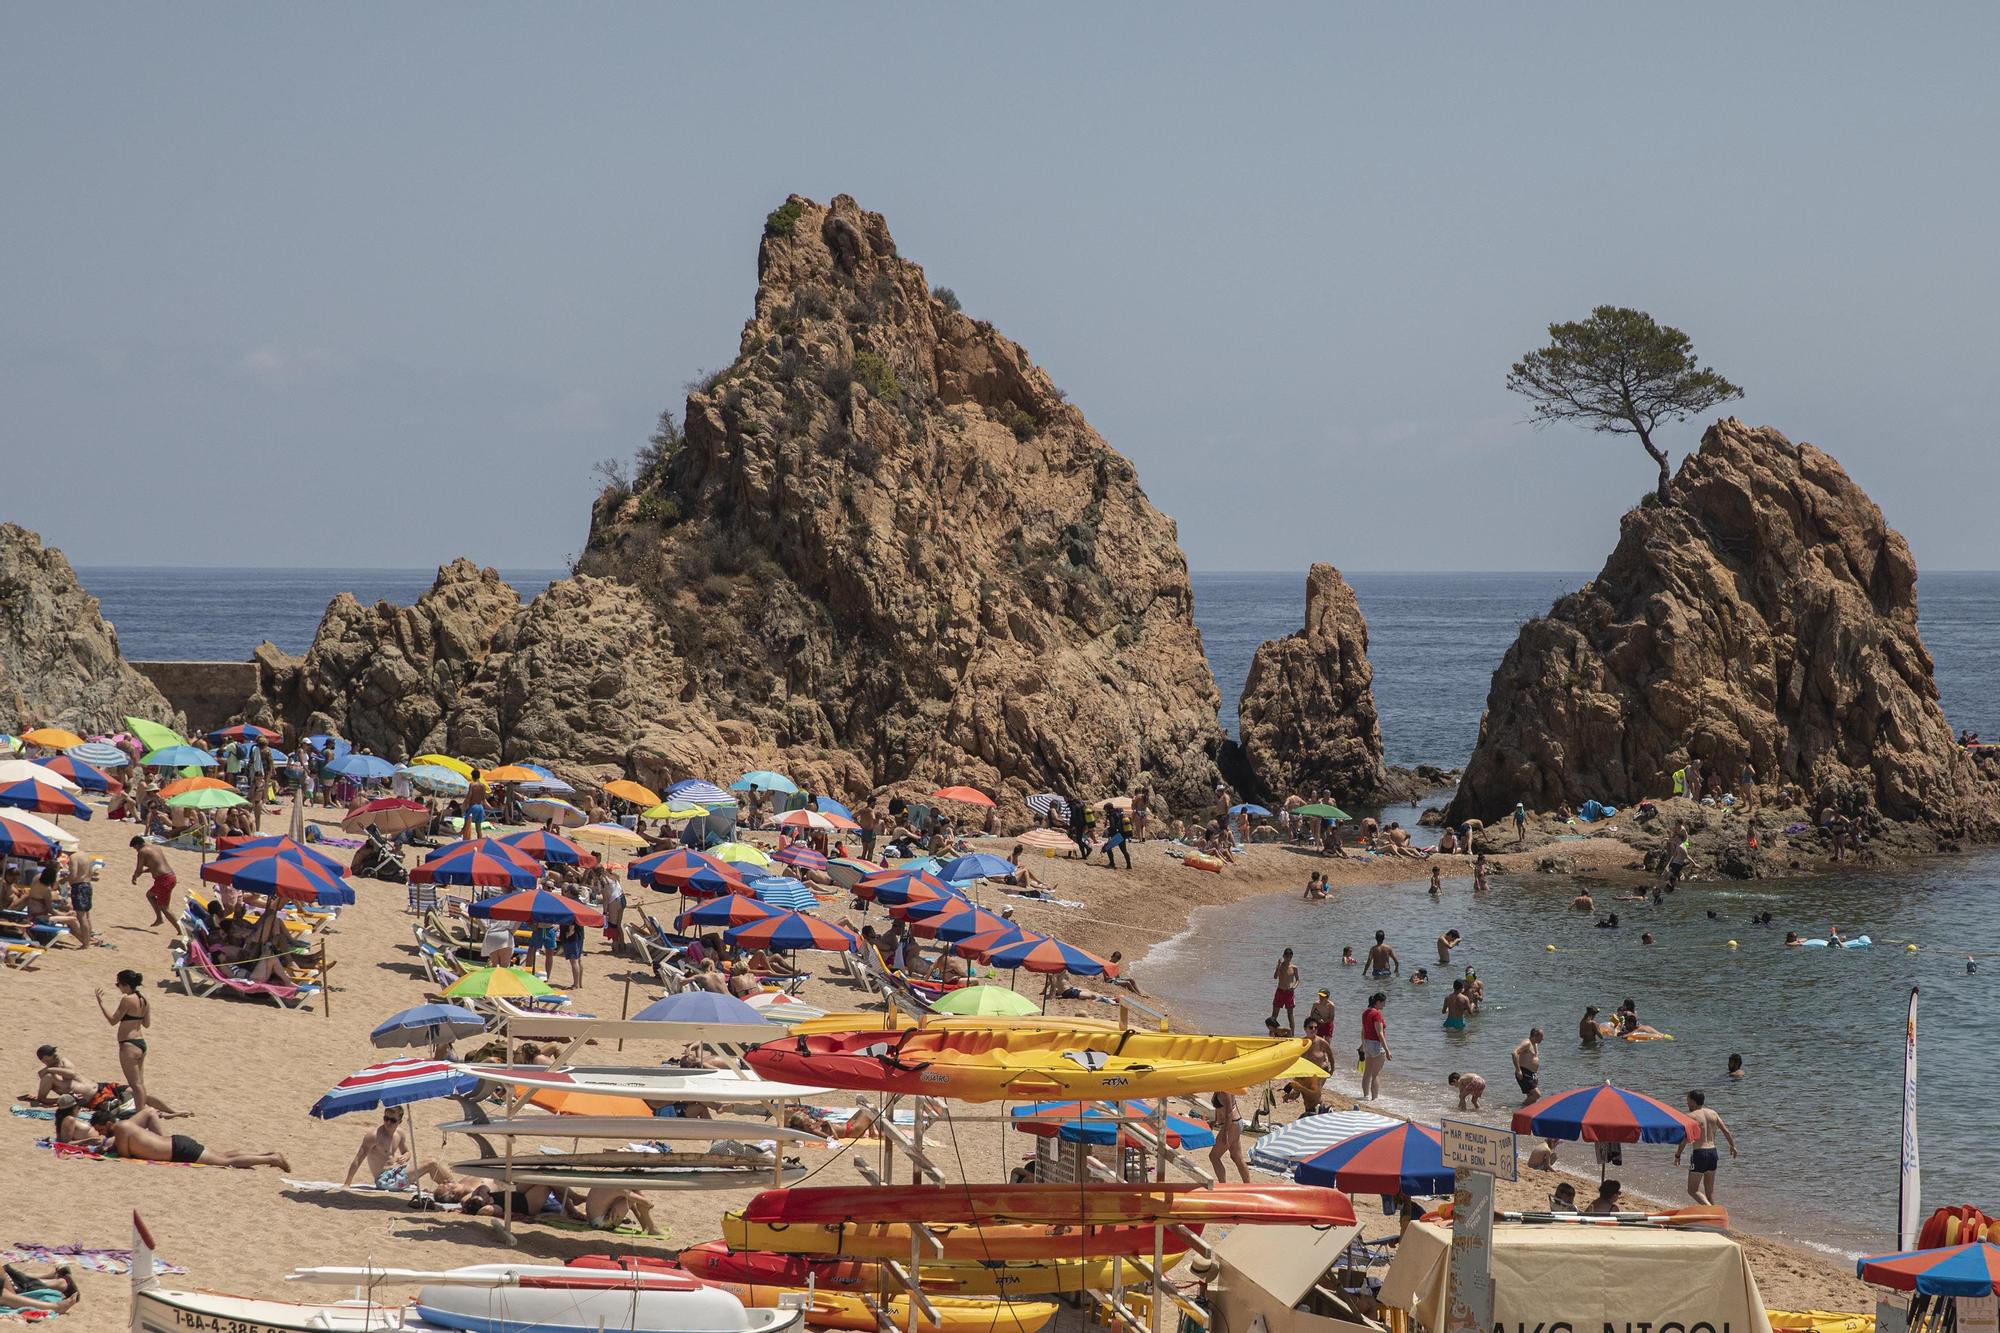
[[91, 1107, 288, 1170], [1, 1263, 79, 1315]]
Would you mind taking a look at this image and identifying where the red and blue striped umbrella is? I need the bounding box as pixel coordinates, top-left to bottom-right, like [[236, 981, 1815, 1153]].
[[409, 838, 541, 887], [1858, 1242, 2000, 1296], [772, 842, 828, 872], [676, 894, 781, 932], [220, 835, 348, 876], [31, 755, 117, 793], [0, 776, 90, 819], [645, 849, 751, 897], [1510, 1083, 1698, 1144], [308, 1057, 480, 1119], [202, 847, 354, 906], [980, 933, 1110, 976], [0, 815, 57, 859], [726, 910, 859, 953], [1297, 1121, 1453, 1196], [209, 724, 282, 745], [952, 924, 1037, 958], [910, 903, 1012, 943], [856, 868, 957, 907], [468, 888, 603, 927], [894, 893, 980, 926], [496, 828, 586, 865]]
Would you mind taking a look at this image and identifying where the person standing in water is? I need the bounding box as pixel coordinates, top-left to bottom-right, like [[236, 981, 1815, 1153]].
[[1510, 1028, 1543, 1104], [1359, 993, 1391, 1101], [1366, 930, 1400, 978], [1268, 948, 1300, 1033], [1673, 1090, 1738, 1204], [1441, 979, 1473, 1031], [1579, 1006, 1602, 1046]]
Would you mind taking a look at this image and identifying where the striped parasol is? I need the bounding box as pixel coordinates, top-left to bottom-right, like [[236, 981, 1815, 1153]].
[[908, 903, 1012, 943], [979, 934, 1110, 976], [641, 849, 750, 896], [0, 776, 91, 819], [209, 724, 281, 744], [1296, 1121, 1453, 1195], [309, 1057, 479, 1119], [676, 894, 782, 932], [750, 876, 821, 912], [1248, 1108, 1401, 1174], [854, 868, 957, 907], [1024, 793, 1071, 821], [1858, 1242, 2000, 1296], [201, 846, 354, 906], [772, 842, 829, 871], [0, 816, 58, 859], [496, 828, 586, 865], [409, 838, 542, 888], [726, 910, 859, 953], [1510, 1083, 1698, 1144], [664, 779, 734, 807], [468, 888, 603, 927], [1016, 828, 1076, 853], [68, 741, 129, 768], [32, 755, 117, 792], [219, 836, 347, 876]]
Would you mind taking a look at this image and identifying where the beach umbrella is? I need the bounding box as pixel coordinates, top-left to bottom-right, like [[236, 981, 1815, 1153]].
[[29, 755, 115, 793], [526, 1087, 651, 1117], [751, 876, 821, 913], [1228, 803, 1273, 818], [646, 850, 751, 897], [741, 991, 830, 1023], [0, 776, 92, 819], [664, 779, 735, 807], [952, 924, 1037, 959], [406, 764, 470, 796], [341, 798, 429, 835], [1248, 1108, 1402, 1174], [411, 753, 473, 779], [1024, 794, 1072, 820], [732, 770, 799, 795], [442, 966, 560, 999], [159, 776, 231, 798], [773, 808, 838, 832], [1511, 1082, 1698, 1144], [772, 842, 829, 871], [676, 894, 782, 931], [309, 1057, 480, 1120], [633, 991, 772, 1026], [122, 717, 186, 751], [814, 796, 856, 820], [306, 734, 352, 760], [521, 796, 588, 827], [518, 771, 575, 795], [0, 810, 78, 851], [68, 741, 129, 768], [1857, 1242, 2000, 1296], [574, 822, 647, 850], [727, 910, 859, 953], [980, 934, 1110, 976], [823, 857, 881, 891], [855, 868, 957, 906], [201, 847, 354, 906], [410, 838, 542, 887], [469, 887, 604, 927], [0, 817, 57, 859], [1011, 1100, 1216, 1150], [0, 759, 82, 792], [936, 852, 1015, 882], [370, 1003, 486, 1051], [496, 828, 585, 865], [931, 785, 994, 807], [710, 840, 773, 869], [141, 744, 216, 769], [1296, 1121, 1453, 1196], [223, 835, 347, 876], [1016, 828, 1076, 853], [479, 764, 541, 783], [168, 787, 247, 812], [601, 779, 661, 807], [639, 800, 709, 821], [909, 904, 1012, 943], [894, 892, 982, 925], [327, 753, 396, 781], [1295, 803, 1350, 820], [208, 724, 280, 745], [930, 984, 1039, 1016], [20, 727, 86, 751]]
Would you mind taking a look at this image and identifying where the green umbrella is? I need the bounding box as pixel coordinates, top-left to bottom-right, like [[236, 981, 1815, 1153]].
[[123, 716, 186, 752], [443, 966, 558, 998], [1295, 803, 1350, 820], [929, 984, 1040, 1017], [166, 788, 248, 810]]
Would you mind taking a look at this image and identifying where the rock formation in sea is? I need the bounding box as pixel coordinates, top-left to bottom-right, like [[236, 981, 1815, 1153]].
[[251, 194, 1229, 809], [1444, 419, 1999, 837], [1231, 563, 1391, 804], [0, 522, 179, 734]]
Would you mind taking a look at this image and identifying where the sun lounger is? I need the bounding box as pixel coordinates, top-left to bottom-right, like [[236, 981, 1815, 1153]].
[[3, 941, 45, 969], [176, 937, 320, 1009], [406, 881, 439, 914]]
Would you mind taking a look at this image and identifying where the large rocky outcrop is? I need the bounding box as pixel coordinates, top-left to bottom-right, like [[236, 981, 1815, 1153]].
[[0, 523, 178, 734], [1445, 420, 1998, 836], [249, 195, 1227, 810], [1232, 564, 1391, 802]]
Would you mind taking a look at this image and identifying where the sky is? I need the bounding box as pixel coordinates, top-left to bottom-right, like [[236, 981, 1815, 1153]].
[[6, 4, 1998, 573]]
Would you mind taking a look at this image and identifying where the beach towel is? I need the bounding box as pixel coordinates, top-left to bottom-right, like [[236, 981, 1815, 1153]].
[[36, 1139, 192, 1167], [542, 1217, 673, 1242], [9, 1106, 55, 1121], [1, 1244, 185, 1277]]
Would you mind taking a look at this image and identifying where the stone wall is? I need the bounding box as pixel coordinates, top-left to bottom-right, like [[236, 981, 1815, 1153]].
[[131, 661, 259, 735]]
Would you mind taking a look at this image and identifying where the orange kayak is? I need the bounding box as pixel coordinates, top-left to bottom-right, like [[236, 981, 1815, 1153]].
[[741, 1182, 1354, 1228], [722, 1215, 1201, 1261]]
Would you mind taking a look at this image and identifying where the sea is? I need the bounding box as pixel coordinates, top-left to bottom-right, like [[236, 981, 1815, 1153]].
[[81, 565, 2000, 1261]]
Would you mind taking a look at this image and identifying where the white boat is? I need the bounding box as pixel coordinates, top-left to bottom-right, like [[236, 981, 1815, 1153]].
[[457, 1063, 831, 1102], [131, 1214, 806, 1333], [438, 1114, 829, 1142]]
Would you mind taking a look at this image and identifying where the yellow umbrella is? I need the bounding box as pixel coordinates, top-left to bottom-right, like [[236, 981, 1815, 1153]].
[[603, 779, 661, 807], [480, 764, 541, 783], [710, 841, 773, 868], [21, 727, 85, 750], [412, 753, 474, 779], [572, 822, 647, 849], [641, 801, 709, 820]]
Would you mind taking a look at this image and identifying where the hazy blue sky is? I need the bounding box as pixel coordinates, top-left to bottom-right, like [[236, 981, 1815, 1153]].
[[7, 5, 1997, 573]]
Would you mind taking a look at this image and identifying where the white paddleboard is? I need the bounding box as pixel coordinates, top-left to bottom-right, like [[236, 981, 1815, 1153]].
[[458, 1063, 831, 1102], [439, 1116, 829, 1143], [453, 1159, 808, 1190]]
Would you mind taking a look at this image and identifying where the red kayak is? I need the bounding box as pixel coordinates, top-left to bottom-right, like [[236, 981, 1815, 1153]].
[[740, 1182, 1354, 1228]]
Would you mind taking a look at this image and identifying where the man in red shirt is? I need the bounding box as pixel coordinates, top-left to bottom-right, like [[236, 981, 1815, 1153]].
[[1359, 992, 1391, 1101]]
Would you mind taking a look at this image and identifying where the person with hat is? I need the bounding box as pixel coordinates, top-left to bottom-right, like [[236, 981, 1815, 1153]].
[[1304, 989, 1335, 1041]]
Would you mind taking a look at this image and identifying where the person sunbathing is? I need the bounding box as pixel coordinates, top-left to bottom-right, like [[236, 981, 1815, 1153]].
[[22, 1045, 91, 1102], [91, 1107, 288, 1170], [582, 1185, 658, 1234], [745, 946, 801, 977], [1, 1263, 78, 1315]]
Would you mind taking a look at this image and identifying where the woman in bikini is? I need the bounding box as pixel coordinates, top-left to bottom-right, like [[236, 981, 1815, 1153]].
[[95, 969, 150, 1109]]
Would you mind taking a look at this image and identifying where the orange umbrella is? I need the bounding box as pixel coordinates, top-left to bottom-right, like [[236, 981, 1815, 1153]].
[[603, 779, 661, 807], [526, 1087, 653, 1117], [161, 776, 233, 798], [21, 728, 86, 750], [931, 786, 994, 808], [480, 765, 541, 783]]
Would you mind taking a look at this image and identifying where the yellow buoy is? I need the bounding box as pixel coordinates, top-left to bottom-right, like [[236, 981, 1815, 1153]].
[[1545, 944, 1557, 952], [1727, 940, 1739, 950], [1906, 943, 1919, 953]]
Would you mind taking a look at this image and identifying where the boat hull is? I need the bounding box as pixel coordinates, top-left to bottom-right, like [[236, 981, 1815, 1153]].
[[672, 1242, 1147, 1295], [721, 1216, 1199, 1261], [740, 1182, 1352, 1228]]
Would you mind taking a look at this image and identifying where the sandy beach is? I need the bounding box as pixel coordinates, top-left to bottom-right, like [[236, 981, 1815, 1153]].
[[1, 802, 1883, 1332]]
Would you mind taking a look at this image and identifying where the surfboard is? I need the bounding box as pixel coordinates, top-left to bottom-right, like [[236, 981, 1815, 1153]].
[[439, 1116, 829, 1143], [456, 1063, 832, 1102], [454, 1158, 810, 1190]]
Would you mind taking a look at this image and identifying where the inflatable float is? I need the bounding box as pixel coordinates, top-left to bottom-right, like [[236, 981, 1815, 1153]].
[[1800, 935, 1871, 949], [1181, 852, 1224, 873], [1597, 1022, 1676, 1042]]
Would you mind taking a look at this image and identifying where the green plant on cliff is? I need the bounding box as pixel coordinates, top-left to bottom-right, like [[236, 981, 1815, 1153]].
[[764, 199, 804, 237], [1506, 305, 1743, 505], [851, 351, 902, 404], [1009, 409, 1037, 441]]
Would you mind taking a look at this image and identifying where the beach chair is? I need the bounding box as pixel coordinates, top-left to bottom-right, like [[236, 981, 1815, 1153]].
[[2, 940, 45, 969], [180, 938, 320, 1009], [407, 881, 439, 915]]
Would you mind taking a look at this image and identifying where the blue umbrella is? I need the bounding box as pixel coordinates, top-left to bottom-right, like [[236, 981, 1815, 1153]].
[[370, 1003, 486, 1050], [1011, 1100, 1216, 1149], [732, 770, 799, 795], [935, 853, 1015, 882], [751, 876, 820, 912], [305, 735, 353, 761], [814, 795, 856, 821], [405, 764, 469, 796], [1229, 803, 1272, 817], [632, 992, 771, 1025], [68, 741, 129, 769], [665, 779, 735, 807], [468, 888, 603, 926], [141, 745, 216, 769], [328, 753, 396, 781], [32, 755, 115, 793]]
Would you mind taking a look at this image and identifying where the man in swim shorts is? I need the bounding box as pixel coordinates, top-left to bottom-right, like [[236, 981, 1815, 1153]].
[[93, 1108, 289, 1170], [1304, 990, 1335, 1040], [1511, 1028, 1543, 1103], [1366, 930, 1399, 977], [463, 777, 489, 839], [1267, 948, 1300, 1033], [343, 1105, 413, 1189], [1672, 1089, 1737, 1204], [128, 837, 177, 927], [1441, 979, 1472, 1030]]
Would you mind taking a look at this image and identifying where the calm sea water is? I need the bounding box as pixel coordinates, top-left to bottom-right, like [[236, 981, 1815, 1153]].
[[81, 565, 2000, 1259]]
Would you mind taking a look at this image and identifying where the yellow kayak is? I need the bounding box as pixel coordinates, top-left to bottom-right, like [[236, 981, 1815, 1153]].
[[700, 1283, 1058, 1333], [1768, 1313, 1873, 1333]]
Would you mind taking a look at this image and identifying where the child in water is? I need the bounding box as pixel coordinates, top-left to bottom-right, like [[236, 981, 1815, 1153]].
[[1340, 946, 1356, 966]]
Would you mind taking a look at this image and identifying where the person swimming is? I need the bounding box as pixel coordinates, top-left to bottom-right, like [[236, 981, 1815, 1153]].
[[1784, 931, 1802, 947], [1340, 946, 1356, 966], [1579, 1006, 1600, 1046], [1727, 1053, 1745, 1079], [1595, 913, 1620, 929]]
